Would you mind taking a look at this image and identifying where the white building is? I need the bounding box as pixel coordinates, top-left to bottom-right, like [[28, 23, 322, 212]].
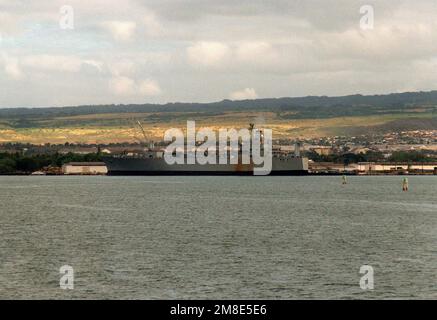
[[62, 162, 108, 175], [356, 162, 437, 174]]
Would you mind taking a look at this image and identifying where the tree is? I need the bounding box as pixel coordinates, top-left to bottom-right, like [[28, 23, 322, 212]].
[[0, 158, 16, 174]]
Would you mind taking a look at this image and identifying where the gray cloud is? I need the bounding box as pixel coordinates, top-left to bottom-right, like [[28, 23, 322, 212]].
[[0, 0, 436, 107]]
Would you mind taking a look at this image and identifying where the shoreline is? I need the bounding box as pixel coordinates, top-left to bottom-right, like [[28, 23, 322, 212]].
[[1, 172, 436, 177]]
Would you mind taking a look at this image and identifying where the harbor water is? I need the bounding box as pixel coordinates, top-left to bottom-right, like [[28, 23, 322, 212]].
[[0, 176, 436, 299]]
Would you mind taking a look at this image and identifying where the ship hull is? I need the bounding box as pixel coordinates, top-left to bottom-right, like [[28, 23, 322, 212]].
[[103, 156, 309, 176]]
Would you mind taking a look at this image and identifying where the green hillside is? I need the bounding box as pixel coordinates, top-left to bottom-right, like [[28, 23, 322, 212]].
[[0, 91, 436, 144]]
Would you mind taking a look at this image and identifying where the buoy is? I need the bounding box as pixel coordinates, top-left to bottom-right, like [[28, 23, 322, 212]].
[[402, 177, 409, 191], [342, 175, 347, 185]]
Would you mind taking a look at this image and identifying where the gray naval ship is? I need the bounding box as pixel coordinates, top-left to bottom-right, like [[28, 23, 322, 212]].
[[103, 142, 308, 176]]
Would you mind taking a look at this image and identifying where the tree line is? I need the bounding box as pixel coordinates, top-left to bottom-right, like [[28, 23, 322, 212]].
[[0, 152, 101, 174]]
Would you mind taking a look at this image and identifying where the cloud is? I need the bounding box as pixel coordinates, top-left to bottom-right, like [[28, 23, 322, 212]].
[[101, 21, 137, 41], [235, 41, 280, 67], [2, 55, 23, 80], [108, 60, 136, 77], [18, 55, 103, 74], [143, 9, 164, 37], [187, 41, 231, 67], [139, 79, 162, 96], [110, 76, 136, 95], [82, 60, 104, 72], [229, 88, 258, 100], [2, 0, 437, 107], [110, 76, 161, 96]]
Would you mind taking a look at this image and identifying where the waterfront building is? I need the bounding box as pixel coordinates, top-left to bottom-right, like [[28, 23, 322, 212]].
[[62, 162, 108, 175]]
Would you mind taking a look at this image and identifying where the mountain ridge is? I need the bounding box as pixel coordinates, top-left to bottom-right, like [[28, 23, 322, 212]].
[[1, 90, 437, 119]]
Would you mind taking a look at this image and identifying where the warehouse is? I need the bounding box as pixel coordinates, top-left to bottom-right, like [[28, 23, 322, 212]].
[[62, 162, 108, 175]]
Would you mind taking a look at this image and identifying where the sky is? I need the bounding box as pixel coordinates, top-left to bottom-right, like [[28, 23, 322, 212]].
[[0, 0, 437, 107]]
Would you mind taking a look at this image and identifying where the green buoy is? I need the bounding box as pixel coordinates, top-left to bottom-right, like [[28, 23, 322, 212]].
[[402, 177, 409, 191]]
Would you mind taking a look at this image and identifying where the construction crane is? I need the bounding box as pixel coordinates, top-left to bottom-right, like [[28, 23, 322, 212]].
[[137, 121, 154, 149], [127, 118, 145, 146], [137, 121, 147, 140]]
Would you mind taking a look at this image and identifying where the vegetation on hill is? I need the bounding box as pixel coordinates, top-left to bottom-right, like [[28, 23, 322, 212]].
[[0, 91, 436, 144], [1, 90, 437, 120]]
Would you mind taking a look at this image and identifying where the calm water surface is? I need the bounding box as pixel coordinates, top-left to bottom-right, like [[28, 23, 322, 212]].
[[0, 176, 436, 299]]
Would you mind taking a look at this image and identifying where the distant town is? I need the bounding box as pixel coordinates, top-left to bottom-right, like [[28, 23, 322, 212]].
[[1, 129, 436, 175]]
